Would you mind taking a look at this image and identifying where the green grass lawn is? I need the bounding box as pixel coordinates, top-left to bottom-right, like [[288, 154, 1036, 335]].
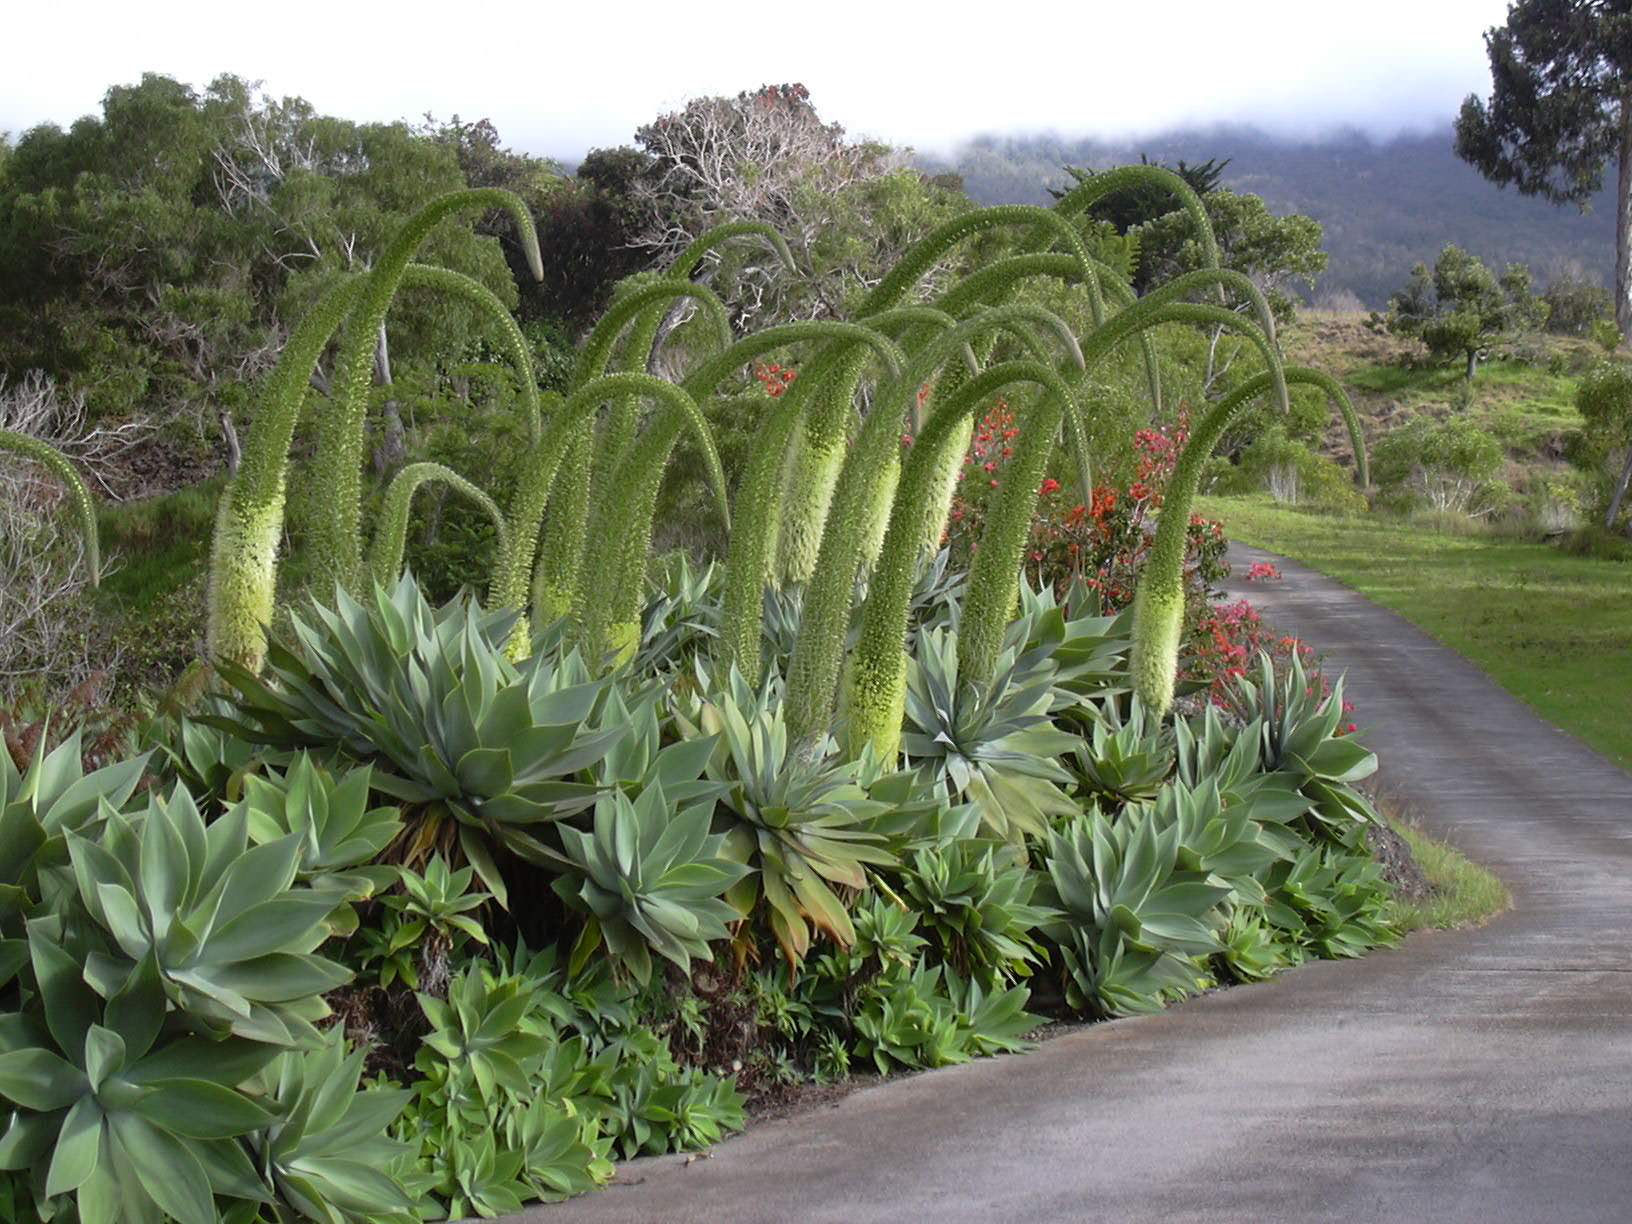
[[1198, 495, 1632, 769]]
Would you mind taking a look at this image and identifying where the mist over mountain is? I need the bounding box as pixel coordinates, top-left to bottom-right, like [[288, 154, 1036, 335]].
[[922, 125, 1618, 308]]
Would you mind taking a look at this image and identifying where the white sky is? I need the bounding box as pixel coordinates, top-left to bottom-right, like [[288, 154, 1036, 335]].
[[4, 0, 1511, 160]]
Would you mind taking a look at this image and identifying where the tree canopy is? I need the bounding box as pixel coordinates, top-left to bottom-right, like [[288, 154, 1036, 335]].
[[1454, 0, 1632, 338], [1386, 244, 1549, 379]]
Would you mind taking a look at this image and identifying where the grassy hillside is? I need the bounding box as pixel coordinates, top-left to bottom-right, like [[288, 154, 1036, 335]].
[[927, 125, 1618, 307], [1280, 311, 1600, 489]]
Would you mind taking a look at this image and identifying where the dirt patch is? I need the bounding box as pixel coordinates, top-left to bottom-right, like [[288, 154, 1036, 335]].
[[749, 1075, 868, 1123], [1367, 821, 1432, 903]]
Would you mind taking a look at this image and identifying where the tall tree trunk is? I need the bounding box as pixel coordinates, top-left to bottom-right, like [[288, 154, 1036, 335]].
[[1617, 95, 1631, 342], [1605, 445, 1632, 534]]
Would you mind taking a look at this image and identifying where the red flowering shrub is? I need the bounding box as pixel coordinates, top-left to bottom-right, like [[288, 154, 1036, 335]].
[[943, 401, 1227, 612], [1187, 597, 1358, 731], [1244, 561, 1283, 582]]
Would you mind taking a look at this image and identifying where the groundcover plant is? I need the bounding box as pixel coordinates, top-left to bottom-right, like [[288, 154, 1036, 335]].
[[0, 166, 1388, 1222]]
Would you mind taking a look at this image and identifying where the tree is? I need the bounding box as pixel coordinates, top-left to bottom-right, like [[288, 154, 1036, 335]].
[[0, 74, 522, 471], [525, 147, 658, 330], [1454, 0, 1632, 339], [1386, 245, 1548, 379], [629, 84, 968, 328], [1140, 188, 1327, 323], [1050, 154, 1229, 234], [1573, 359, 1632, 530], [1055, 159, 1325, 327]]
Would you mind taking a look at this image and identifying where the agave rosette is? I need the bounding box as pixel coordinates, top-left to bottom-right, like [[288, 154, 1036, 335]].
[[65, 784, 352, 1047], [1043, 805, 1231, 1017], [695, 674, 896, 966], [899, 625, 1078, 842], [215, 576, 626, 901], [553, 783, 747, 985]]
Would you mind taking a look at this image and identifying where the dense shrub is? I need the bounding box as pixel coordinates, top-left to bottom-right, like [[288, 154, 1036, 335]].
[[1373, 416, 1508, 517], [943, 401, 1228, 608], [1542, 271, 1613, 337], [1232, 424, 1368, 512]]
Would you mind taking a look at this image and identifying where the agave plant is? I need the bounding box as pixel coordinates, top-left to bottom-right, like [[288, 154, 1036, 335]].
[[897, 841, 1056, 986], [213, 576, 624, 903], [552, 783, 748, 986], [0, 731, 149, 926], [65, 785, 353, 1047], [850, 961, 1037, 1074], [206, 188, 545, 670], [240, 753, 402, 927], [1216, 905, 1300, 983], [1129, 367, 1369, 715], [691, 673, 896, 966], [1225, 652, 1380, 839], [1043, 805, 1231, 1017], [1263, 846, 1397, 959], [0, 944, 281, 1224], [0, 428, 100, 585], [1064, 696, 1176, 804], [244, 1028, 421, 1223], [897, 625, 1078, 842], [1138, 777, 1288, 909]]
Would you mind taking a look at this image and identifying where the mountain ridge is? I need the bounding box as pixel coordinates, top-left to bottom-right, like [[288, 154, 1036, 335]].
[[919, 124, 1618, 308]]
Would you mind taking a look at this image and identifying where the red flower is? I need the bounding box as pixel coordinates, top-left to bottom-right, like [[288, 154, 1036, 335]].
[[1039, 477, 1061, 496]]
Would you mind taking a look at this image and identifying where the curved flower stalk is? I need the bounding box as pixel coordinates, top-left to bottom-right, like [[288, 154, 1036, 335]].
[[915, 251, 1132, 559], [717, 325, 907, 679], [955, 376, 1092, 689], [1130, 365, 1360, 716], [863, 204, 1107, 325], [852, 307, 983, 574], [845, 361, 1076, 763], [783, 305, 1081, 750], [775, 204, 1105, 588], [399, 262, 541, 440], [566, 318, 873, 665], [533, 281, 735, 633], [514, 374, 724, 651], [522, 376, 726, 663], [590, 222, 794, 512], [572, 280, 734, 393], [308, 189, 542, 592], [529, 428, 592, 629], [890, 297, 1094, 576], [773, 423, 848, 586], [0, 428, 100, 586], [1049, 164, 1226, 410], [206, 275, 364, 669], [1284, 366, 1370, 488], [367, 462, 511, 588]]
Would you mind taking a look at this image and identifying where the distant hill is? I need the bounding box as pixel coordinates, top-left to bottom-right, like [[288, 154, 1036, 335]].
[[922, 126, 1617, 308]]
